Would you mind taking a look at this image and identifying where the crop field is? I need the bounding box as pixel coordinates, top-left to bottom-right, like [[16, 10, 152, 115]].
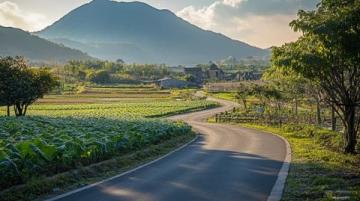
[[0, 117, 192, 189], [0, 86, 217, 193], [0, 100, 216, 118]]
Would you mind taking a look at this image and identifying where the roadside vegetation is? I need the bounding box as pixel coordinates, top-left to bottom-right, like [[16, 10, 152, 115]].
[[209, 0, 360, 200], [242, 124, 360, 201]]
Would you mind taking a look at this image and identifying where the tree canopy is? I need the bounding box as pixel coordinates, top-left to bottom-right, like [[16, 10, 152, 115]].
[[0, 56, 59, 116], [272, 0, 360, 153]]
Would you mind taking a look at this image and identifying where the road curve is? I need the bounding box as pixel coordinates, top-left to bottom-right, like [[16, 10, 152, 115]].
[[49, 98, 287, 201]]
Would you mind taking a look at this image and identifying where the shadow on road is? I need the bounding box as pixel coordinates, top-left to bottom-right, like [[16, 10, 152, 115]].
[[59, 134, 286, 201]]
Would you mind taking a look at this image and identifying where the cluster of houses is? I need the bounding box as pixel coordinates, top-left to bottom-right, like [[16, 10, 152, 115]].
[[156, 63, 262, 89]]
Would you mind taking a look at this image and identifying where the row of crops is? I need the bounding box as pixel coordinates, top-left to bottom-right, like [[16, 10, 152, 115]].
[[0, 100, 217, 118], [0, 116, 192, 190]]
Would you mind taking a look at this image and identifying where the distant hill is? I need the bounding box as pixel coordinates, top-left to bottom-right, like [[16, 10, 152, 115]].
[[37, 0, 269, 65], [0, 26, 93, 63]]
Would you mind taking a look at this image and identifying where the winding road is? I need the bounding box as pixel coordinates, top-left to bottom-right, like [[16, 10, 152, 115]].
[[47, 98, 288, 201]]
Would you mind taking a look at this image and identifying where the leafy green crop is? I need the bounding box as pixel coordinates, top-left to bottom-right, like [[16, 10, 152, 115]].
[[0, 116, 192, 190], [0, 100, 217, 118]]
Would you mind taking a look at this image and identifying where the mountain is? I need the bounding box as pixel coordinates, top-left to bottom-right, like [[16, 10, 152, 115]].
[[0, 26, 93, 63], [37, 0, 269, 65]]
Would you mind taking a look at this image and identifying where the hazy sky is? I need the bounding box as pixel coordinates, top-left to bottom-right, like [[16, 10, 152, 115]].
[[0, 0, 319, 48]]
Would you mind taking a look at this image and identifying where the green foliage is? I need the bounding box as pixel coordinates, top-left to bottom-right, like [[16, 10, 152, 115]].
[[0, 133, 194, 201], [0, 56, 59, 116], [237, 83, 283, 110], [272, 0, 360, 153], [0, 116, 192, 190], [60, 60, 171, 85], [242, 123, 360, 201], [0, 56, 27, 107], [235, 83, 252, 109], [0, 100, 217, 118], [87, 70, 111, 84]]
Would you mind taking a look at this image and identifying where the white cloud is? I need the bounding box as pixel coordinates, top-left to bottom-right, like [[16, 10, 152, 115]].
[[177, 0, 306, 48], [0, 1, 46, 31], [223, 0, 245, 7], [177, 4, 216, 29]]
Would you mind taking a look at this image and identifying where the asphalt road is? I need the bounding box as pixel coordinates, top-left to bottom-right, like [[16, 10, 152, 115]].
[[50, 98, 287, 201]]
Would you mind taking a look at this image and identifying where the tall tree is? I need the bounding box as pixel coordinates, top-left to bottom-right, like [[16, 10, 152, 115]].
[[235, 83, 252, 110], [272, 0, 360, 153], [0, 56, 27, 116]]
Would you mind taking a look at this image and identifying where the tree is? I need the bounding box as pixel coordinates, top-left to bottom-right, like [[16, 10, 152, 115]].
[[263, 67, 307, 117], [116, 59, 125, 64], [272, 0, 360, 153], [0, 56, 59, 116], [235, 83, 252, 110], [0, 56, 27, 116], [88, 70, 111, 84]]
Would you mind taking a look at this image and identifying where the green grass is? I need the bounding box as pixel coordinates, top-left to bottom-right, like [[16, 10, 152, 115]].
[[240, 123, 360, 201], [208, 92, 237, 101]]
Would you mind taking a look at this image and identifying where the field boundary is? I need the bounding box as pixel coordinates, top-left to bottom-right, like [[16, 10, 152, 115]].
[[44, 135, 199, 201]]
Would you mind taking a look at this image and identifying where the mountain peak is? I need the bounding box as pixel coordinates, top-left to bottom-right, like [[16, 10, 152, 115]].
[[91, 0, 110, 3], [90, 0, 153, 8], [37, 1, 267, 64]]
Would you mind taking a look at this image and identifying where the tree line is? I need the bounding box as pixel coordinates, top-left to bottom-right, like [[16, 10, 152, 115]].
[[56, 60, 172, 85]]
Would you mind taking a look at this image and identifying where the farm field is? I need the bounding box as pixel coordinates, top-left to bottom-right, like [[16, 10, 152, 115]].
[[0, 85, 217, 199], [0, 100, 216, 118], [0, 85, 217, 118], [0, 117, 192, 190]]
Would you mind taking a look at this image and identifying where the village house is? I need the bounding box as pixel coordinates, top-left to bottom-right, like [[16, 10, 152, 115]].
[[184, 67, 204, 84], [205, 63, 224, 80]]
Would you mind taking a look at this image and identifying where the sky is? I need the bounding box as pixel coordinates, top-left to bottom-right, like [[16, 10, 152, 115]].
[[0, 0, 319, 48]]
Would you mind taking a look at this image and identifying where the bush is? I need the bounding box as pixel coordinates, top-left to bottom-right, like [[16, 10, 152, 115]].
[[87, 70, 111, 84]]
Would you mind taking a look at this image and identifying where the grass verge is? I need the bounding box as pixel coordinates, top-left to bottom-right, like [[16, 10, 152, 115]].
[[240, 123, 360, 201], [0, 132, 196, 201]]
